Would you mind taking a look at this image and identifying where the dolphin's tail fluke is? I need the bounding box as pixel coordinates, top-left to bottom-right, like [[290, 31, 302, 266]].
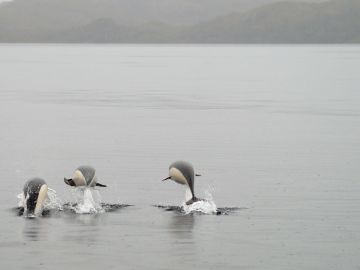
[[185, 196, 203, 205]]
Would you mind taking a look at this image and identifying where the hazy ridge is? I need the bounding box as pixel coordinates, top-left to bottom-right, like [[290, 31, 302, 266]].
[[0, 0, 358, 43]]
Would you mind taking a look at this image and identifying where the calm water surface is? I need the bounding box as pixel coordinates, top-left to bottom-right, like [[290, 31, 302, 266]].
[[0, 45, 359, 269]]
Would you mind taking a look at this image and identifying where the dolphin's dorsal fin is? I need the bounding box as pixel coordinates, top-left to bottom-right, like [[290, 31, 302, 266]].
[[96, 182, 107, 187]]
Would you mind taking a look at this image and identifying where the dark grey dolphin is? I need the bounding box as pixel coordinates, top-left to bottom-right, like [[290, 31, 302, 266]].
[[64, 166, 107, 187], [23, 178, 48, 216], [162, 161, 203, 205]]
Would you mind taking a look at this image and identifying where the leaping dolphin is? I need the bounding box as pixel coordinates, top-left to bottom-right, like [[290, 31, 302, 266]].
[[22, 178, 48, 216], [162, 161, 203, 205], [64, 166, 107, 187]]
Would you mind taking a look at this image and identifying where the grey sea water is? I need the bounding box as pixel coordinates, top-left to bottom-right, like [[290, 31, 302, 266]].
[[0, 45, 359, 269]]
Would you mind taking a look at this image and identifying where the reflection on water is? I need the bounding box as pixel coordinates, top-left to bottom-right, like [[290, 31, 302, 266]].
[[166, 213, 197, 259], [168, 213, 195, 240], [23, 218, 47, 241], [63, 211, 103, 226], [62, 212, 101, 244]]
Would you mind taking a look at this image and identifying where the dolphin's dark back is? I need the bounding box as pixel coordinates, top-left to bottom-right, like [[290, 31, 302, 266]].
[[77, 166, 96, 185], [169, 161, 195, 195], [23, 178, 46, 195]]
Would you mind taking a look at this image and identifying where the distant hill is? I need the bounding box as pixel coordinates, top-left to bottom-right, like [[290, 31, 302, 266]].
[[0, 0, 358, 43], [182, 0, 360, 43], [0, 0, 285, 29]]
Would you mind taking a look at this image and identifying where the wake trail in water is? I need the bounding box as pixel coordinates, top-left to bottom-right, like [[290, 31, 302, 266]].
[[155, 189, 243, 215]]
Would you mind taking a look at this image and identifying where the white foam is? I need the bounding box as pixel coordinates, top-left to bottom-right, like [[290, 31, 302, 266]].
[[182, 189, 218, 215], [44, 188, 63, 211], [182, 200, 218, 214], [70, 187, 104, 214], [17, 193, 25, 208]]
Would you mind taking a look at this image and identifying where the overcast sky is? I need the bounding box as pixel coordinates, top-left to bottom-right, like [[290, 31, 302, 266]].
[[0, 0, 327, 3]]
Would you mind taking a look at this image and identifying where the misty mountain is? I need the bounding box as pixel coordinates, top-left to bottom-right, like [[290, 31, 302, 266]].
[[0, 0, 358, 43], [0, 0, 294, 28], [0, 0, 274, 42], [183, 0, 360, 43]]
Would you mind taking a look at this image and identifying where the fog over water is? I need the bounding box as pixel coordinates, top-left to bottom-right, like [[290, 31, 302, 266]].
[[0, 45, 359, 269]]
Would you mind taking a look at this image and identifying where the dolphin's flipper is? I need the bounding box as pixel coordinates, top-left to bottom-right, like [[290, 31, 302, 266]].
[[96, 182, 107, 187], [185, 197, 203, 205]]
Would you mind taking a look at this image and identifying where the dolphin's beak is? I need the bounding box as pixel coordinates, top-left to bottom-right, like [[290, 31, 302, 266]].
[[162, 176, 171, 181], [64, 178, 75, 186]]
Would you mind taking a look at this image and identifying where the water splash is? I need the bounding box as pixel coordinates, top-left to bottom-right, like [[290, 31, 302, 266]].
[[68, 187, 104, 214], [182, 200, 218, 215], [44, 188, 63, 211], [153, 188, 219, 215], [182, 189, 218, 215], [17, 193, 25, 208]]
